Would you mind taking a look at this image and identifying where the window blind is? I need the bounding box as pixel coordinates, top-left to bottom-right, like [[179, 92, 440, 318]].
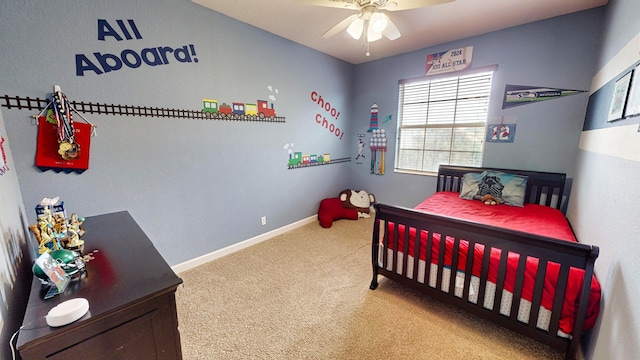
[[395, 69, 494, 174]]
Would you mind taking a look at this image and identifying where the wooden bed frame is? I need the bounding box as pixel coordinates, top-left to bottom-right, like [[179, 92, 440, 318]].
[[369, 165, 598, 360]]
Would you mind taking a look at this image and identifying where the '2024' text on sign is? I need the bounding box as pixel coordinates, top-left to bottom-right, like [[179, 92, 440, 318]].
[[425, 46, 473, 76]]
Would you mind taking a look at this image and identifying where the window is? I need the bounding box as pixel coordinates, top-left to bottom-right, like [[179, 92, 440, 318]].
[[395, 68, 494, 174]]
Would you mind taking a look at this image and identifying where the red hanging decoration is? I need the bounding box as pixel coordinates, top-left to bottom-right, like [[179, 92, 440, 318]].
[[35, 120, 92, 172], [34, 86, 95, 173]]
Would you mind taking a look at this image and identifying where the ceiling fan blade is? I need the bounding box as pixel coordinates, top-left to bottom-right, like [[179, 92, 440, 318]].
[[322, 13, 360, 38], [382, 15, 401, 40], [382, 0, 454, 11], [297, 0, 358, 10]]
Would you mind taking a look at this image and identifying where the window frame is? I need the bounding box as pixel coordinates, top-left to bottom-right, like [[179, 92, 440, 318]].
[[394, 65, 497, 176]]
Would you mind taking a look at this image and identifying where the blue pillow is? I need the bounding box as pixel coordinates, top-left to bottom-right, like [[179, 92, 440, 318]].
[[459, 172, 484, 200], [459, 171, 528, 207]]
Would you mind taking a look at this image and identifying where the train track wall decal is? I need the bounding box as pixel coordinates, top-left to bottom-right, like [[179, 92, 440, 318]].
[[1, 95, 286, 123]]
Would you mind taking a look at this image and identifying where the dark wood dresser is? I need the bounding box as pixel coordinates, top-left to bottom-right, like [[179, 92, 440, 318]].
[[17, 211, 183, 360]]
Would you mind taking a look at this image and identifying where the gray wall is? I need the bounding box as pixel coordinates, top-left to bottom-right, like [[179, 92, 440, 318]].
[[349, 9, 605, 208], [568, 0, 640, 358], [0, 0, 354, 266]]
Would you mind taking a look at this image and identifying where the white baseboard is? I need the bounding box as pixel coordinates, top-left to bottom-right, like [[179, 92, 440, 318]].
[[171, 215, 317, 274]]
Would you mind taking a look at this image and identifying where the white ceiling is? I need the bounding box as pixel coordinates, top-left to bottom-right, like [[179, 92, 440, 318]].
[[192, 0, 608, 65]]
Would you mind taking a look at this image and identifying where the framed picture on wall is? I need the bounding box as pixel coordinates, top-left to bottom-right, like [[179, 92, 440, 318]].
[[607, 70, 632, 122], [624, 64, 640, 117]]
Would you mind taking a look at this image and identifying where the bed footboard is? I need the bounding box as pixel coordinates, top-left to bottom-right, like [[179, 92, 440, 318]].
[[370, 203, 598, 360]]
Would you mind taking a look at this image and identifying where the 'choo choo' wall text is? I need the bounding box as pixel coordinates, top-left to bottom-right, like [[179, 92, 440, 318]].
[[76, 19, 199, 76], [311, 91, 344, 140]]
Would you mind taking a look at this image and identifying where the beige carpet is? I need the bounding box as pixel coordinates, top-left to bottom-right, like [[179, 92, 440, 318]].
[[175, 216, 563, 359]]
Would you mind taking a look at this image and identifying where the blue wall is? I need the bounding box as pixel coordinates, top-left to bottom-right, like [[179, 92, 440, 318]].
[[0, 111, 32, 360], [349, 9, 604, 208], [0, 0, 354, 266], [1, 1, 636, 358], [568, 0, 640, 358]]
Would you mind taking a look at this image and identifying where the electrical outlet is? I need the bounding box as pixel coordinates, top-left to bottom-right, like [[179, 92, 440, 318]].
[[261, 216, 267, 226]]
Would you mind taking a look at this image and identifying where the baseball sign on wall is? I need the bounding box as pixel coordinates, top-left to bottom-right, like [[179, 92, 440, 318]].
[[426, 46, 473, 76]]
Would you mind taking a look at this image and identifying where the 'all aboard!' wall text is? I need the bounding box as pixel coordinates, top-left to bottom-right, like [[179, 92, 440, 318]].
[[76, 19, 198, 76]]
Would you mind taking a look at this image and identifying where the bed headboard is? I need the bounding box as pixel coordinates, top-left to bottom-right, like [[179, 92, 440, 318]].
[[436, 165, 567, 211]]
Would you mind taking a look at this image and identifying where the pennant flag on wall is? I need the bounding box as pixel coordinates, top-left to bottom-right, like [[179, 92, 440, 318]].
[[502, 84, 587, 109]]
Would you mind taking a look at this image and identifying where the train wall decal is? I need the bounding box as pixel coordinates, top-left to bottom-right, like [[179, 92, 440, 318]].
[[287, 152, 330, 169], [286, 151, 352, 170], [202, 98, 284, 121]]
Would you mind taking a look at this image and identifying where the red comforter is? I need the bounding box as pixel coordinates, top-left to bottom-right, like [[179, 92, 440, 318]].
[[385, 192, 601, 334]]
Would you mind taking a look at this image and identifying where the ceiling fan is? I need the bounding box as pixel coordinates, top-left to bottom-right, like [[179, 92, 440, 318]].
[[299, 0, 454, 56]]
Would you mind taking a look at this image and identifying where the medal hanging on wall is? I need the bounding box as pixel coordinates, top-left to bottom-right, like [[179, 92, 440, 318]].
[[53, 90, 80, 161], [34, 85, 96, 172]]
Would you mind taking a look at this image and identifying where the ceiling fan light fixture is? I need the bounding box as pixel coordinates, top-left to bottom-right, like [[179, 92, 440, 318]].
[[367, 25, 383, 42], [305, 0, 450, 57], [347, 17, 364, 39], [369, 12, 388, 33]]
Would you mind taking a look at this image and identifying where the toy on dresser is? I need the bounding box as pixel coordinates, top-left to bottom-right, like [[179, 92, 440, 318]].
[[29, 197, 88, 291]]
